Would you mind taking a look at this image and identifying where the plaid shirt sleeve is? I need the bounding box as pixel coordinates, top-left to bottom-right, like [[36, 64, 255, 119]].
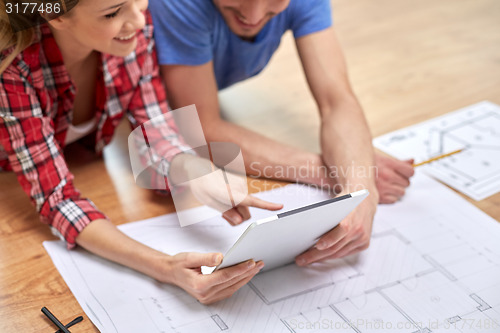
[[126, 22, 193, 192], [0, 64, 107, 249]]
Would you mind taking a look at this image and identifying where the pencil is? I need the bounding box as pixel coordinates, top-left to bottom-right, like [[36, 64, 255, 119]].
[[413, 149, 464, 167]]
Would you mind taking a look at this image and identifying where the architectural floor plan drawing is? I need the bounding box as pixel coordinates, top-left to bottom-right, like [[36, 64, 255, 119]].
[[44, 174, 500, 333], [373, 101, 500, 200]]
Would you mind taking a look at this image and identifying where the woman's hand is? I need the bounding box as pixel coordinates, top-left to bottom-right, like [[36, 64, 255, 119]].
[[77, 219, 264, 304], [170, 154, 283, 225], [162, 252, 264, 304]]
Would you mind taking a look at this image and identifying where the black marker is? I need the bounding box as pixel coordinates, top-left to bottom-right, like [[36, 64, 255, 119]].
[[41, 307, 71, 333], [57, 316, 84, 333]]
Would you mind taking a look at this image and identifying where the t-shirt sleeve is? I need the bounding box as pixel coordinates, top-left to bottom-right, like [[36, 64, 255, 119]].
[[289, 0, 333, 39], [149, 0, 214, 66]]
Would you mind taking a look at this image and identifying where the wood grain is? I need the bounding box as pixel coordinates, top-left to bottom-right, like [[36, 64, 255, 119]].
[[1, 0, 499, 331]]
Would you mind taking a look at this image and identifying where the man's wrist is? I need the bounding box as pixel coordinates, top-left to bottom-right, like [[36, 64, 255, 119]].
[[334, 178, 378, 201], [297, 154, 332, 186], [357, 182, 379, 206]]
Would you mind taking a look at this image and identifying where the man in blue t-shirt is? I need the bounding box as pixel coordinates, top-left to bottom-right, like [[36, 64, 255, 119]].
[[150, 0, 415, 265]]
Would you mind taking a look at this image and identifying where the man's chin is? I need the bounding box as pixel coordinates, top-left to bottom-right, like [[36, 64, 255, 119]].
[[238, 34, 258, 41], [228, 22, 264, 40], [231, 28, 260, 40]]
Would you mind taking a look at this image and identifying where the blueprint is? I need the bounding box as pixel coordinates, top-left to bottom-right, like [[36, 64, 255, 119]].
[[44, 173, 500, 332], [373, 101, 500, 200]]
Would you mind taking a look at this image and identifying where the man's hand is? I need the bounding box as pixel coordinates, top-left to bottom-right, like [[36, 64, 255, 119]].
[[163, 252, 264, 304], [374, 153, 414, 204], [295, 193, 377, 265]]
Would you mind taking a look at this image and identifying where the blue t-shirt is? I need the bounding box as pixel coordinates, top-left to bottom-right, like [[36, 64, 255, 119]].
[[150, 0, 332, 90]]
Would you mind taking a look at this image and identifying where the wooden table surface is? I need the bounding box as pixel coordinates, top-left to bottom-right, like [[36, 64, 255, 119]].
[[1, 0, 499, 331]]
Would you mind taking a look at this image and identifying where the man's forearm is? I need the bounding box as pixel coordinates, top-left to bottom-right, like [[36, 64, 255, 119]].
[[292, 28, 377, 198], [203, 117, 330, 185], [161, 62, 332, 187], [319, 97, 379, 198]]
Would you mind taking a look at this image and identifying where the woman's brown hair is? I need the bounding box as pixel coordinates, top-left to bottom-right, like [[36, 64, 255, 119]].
[[0, 0, 78, 73]]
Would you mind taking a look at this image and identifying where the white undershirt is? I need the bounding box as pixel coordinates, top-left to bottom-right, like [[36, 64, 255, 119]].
[[65, 118, 97, 145]]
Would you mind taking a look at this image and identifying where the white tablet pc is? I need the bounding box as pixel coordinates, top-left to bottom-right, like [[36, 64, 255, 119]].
[[211, 189, 369, 273]]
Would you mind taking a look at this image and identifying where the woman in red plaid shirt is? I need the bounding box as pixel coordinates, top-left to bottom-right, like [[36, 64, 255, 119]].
[[0, 0, 281, 303]]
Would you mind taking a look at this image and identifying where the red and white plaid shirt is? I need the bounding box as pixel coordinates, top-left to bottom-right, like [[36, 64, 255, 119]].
[[0, 12, 189, 248]]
